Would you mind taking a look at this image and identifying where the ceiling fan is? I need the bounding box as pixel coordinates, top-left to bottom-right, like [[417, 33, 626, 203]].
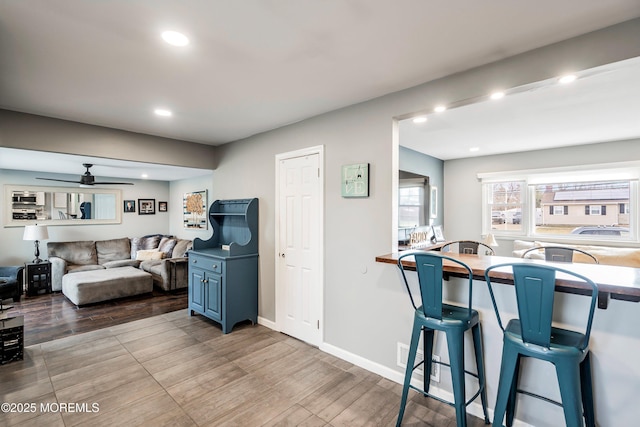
[[36, 163, 134, 186]]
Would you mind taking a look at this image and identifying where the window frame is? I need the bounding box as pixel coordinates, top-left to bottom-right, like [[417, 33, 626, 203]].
[[479, 162, 639, 243]]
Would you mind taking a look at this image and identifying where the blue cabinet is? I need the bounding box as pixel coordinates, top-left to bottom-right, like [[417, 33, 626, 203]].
[[188, 198, 258, 334]]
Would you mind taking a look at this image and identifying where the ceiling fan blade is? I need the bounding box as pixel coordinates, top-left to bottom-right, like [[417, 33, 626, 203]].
[[36, 177, 82, 184], [36, 163, 135, 185], [92, 181, 134, 185]]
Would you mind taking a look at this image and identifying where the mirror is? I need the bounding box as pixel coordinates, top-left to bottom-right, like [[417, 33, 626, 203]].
[[4, 184, 122, 227]]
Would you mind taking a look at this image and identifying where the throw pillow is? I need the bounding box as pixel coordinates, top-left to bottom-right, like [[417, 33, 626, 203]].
[[158, 237, 178, 258], [136, 249, 164, 261], [130, 235, 162, 259]]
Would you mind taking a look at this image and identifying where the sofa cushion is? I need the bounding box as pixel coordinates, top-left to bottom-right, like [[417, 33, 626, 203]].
[[130, 235, 161, 258], [512, 240, 539, 258], [102, 259, 141, 269], [67, 264, 105, 273], [513, 239, 640, 267], [172, 239, 193, 258], [136, 249, 164, 261], [48, 241, 97, 266], [158, 237, 178, 258], [96, 237, 131, 265]]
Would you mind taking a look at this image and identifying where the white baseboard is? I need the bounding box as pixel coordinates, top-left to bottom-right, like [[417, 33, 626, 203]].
[[257, 316, 277, 331]]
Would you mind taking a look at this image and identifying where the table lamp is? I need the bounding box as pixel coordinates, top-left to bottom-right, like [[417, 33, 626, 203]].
[[483, 233, 498, 255], [23, 224, 49, 263]]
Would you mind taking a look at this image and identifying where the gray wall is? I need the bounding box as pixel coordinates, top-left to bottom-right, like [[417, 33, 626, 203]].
[[208, 19, 640, 426], [0, 18, 638, 426], [0, 169, 171, 265]]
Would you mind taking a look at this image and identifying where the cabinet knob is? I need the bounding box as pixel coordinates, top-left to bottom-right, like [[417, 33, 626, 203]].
[[212, 264, 217, 269], [281, 253, 285, 258], [192, 259, 197, 264]]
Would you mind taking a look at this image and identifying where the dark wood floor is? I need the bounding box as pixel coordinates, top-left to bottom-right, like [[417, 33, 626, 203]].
[[3, 289, 187, 346]]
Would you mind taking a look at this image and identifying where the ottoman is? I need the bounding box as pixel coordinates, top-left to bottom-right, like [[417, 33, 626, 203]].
[[62, 267, 153, 306]]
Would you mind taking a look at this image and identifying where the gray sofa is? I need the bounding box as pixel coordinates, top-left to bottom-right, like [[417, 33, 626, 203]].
[[47, 235, 192, 293]]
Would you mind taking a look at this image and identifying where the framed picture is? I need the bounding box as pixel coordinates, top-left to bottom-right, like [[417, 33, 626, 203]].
[[341, 163, 369, 198], [138, 199, 155, 215], [432, 225, 445, 242], [158, 201, 168, 212], [124, 200, 136, 213], [183, 190, 207, 229]]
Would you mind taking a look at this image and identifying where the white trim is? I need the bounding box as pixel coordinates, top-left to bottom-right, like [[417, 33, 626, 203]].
[[257, 316, 278, 331], [274, 145, 325, 346], [477, 160, 640, 183]]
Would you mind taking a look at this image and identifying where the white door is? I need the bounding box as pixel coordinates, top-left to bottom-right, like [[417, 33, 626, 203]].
[[276, 148, 323, 346]]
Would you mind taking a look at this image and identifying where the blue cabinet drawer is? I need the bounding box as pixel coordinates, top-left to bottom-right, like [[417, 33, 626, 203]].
[[189, 255, 223, 274]]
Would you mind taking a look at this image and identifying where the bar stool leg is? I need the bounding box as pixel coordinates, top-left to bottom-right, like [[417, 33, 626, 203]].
[[580, 352, 596, 427], [492, 345, 520, 427], [422, 327, 435, 394], [447, 328, 467, 427], [471, 323, 490, 424], [505, 355, 521, 427], [556, 360, 584, 427], [397, 319, 423, 426]]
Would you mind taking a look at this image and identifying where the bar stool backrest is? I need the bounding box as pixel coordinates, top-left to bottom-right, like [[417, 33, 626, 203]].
[[398, 251, 474, 320], [521, 246, 598, 264], [485, 263, 598, 350], [441, 240, 495, 255]]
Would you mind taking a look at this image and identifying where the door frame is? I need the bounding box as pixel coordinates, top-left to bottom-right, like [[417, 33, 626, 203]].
[[274, 145, 324, 345]]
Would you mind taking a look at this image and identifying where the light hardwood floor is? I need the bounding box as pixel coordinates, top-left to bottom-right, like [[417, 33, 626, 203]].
[[1, 310, 488, 426]]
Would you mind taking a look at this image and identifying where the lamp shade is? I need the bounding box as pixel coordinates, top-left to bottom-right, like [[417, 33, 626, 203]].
[[23, 224, 49, 241], [483, 233, 498, 247]]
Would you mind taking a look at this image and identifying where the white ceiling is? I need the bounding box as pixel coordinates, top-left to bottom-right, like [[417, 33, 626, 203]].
[[0, 1, 639, 179], [400, 56, 640, 160]]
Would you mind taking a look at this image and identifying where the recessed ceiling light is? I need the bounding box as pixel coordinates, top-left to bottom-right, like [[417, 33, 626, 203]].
[[490, 91, 505, 100], [161, 30, 189, 46], [434, 105, 447, 113], [559, 74, 577, 84], [141, 173, 148, 179], [469, 147, 480, 152], [412, 116, 427, 124], [154, 108, 172, 117]]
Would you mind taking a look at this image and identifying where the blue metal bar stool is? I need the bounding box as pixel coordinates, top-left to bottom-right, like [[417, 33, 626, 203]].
[[484, 263, 598, 427], [397, 251, 490, 427]]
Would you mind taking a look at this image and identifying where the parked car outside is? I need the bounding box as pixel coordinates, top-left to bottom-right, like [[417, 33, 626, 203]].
[[492, 211, 505, 224], [570, 226, 629, 236], [512, 211, 521, 224]]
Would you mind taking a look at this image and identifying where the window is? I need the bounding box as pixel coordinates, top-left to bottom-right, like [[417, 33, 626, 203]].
[[552, 205, 567, 215], [486, 181, 524, 232], [480, 163, 637, 241], [399, 184, 425, 228]]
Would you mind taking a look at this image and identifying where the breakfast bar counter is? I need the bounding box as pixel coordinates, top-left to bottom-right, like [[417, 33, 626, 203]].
[[376, 252, 640, 308]]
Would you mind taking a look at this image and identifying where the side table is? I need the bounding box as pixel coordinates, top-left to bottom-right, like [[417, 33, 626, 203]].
[[0, 315, 24, 364], [25, 261, 51, 296]]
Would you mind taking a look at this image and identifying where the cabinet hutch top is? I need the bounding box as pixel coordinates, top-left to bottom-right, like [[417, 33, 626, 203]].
[[192, 198, 258, 257]]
